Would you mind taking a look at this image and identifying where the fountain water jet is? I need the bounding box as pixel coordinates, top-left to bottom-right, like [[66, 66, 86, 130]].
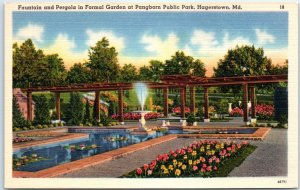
[[130, 82, 155, 135]]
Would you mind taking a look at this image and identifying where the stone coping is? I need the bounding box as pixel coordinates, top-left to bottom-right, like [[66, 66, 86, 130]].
[[12, 127, 271, 178]]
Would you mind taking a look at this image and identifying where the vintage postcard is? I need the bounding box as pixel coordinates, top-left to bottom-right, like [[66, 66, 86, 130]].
[[4, 1, 298, 189]]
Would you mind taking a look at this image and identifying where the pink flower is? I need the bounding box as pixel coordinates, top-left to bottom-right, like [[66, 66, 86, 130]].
[[147, 170, 153, 176], [206, 166, 212, 172], [136, 168, 142, 175], [193, 166, 198, 171], [143, 164, 149, 170], [215, 158, 220, 163], [172, 153, 177, 158], [213, 166, 217, 171], [202, 164, 207, 168], [209, 158, 213, 163], [201, 167, 206, 172]]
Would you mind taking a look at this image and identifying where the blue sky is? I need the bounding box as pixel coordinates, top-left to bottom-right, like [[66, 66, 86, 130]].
[[13, 11, 288, 76]]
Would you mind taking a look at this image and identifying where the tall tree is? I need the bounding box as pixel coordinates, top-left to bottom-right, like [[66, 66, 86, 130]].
[[13, 39, 45, 87], [138, 60, 164, 82], [66, 63, 91, 84], [33, 95, 50, 125], [43, 54, 67, 86], [119, 63, 138, 82], [86, 37, 120, 82], [164, 51, 206, 77], [83, 99, 91, 124], [13, 95, 26, 129], [65, 92, 84, 125], [213, 45, 272, 93]]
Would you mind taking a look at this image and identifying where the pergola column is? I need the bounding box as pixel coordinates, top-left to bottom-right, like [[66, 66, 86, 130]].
[[118, 89, 124, 124], [243, 84, 249, 123], [163, 88, 169, 118], [94, 91, 100, 122], [204, 87, 210, 122], [55, 92, 61, 120], [27, 91, 33, 121], [250, 85, 256, 121], [190, 86, 195, 115], [180, 87, 186, 118]]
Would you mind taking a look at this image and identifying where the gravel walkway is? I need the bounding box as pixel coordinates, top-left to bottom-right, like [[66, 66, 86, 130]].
[[59, 128, 287, 178]]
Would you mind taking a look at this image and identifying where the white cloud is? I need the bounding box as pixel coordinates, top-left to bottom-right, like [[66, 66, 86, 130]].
[[86, 29, 125, 52], [141, 33, 179, 59], [255, 29, 275, 45], [190, 29, 251, 57], [43, 33, 88, 68], [15, 23, 44, 42]]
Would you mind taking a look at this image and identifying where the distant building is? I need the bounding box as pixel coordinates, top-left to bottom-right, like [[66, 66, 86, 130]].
[[13, 88, 35, 120]]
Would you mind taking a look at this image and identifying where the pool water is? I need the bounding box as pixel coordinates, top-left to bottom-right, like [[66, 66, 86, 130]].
[[13, 128, 257, 172], [13, 130, 168, 172]]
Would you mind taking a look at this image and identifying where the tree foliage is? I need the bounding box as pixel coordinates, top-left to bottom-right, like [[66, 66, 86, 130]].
[[164, 51, 206, 77], [65, 92, 84, 125], [13, 95, 26, 129], [213, 45, 273, 93], [86, 37, 120, 82], [139, 60, 164, 82], [119, 63, 138, 82], [33, 95, 51, 125], [42, 54, 67, 86], [83, 99, 91, 124], [67, 63, 91, 84]]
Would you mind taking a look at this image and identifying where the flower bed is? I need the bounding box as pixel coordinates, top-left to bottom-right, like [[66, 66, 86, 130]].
[[13, 137, 34, 143], [123, 140, 255, 178], [172, 106, 191, 114], [255, 104, 274, 121], [111, 112, 163, 120], [229, 107, 243, 117]]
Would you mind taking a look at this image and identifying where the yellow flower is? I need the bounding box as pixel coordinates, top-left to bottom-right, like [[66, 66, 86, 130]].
[[206, 144, 211, 150], [178, 161, 183, 167], [192, 151, 197, 156], [183, 155, 188, 160], [200, 146, 205, 152], [188, 160, 193, 165], [215, 144, 220, 149], [182, 164, 187, 170], [161, 165, 166, 170], [211, 150, 215, 155], [206, 150, 211, 156], [193, 160, 197, 165], [163, 169, 169, 174], [221, 143, 224, 149], [196, 159, 200, 164], [168, 165, 174, 171], [175, 169, 181, 176]]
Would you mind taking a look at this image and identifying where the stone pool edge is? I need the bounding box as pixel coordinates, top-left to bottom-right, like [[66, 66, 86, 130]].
[[13, 127, 271, 178]]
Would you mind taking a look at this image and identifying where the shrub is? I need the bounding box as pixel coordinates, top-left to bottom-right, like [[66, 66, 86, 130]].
[[186, 114, 196, 125], [274, 87, 288, 123], [255, 104, 274, 121], [33, 95, 51, 125]]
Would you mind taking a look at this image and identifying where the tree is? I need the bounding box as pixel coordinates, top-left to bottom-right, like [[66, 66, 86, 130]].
[[83, 99, 91, 124], [65, 92, 84, 125], [164, 51, 206, 77], [119, 63, 138, 82], [13, 95, 26, 129], [138, 60, 164, 82], [33, 95, 50, 125], [86, 37, 120, 82], [213, 45, 272, 93], [66, 63, 91, 84], [43, 54, 67, 86], [13, 39, 45, 87]]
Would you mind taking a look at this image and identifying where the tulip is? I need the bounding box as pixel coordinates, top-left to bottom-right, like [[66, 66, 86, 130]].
[[136, 168, 142, 175]]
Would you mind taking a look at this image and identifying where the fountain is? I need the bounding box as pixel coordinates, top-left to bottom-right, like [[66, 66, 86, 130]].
[[130, 82, 155, 135]]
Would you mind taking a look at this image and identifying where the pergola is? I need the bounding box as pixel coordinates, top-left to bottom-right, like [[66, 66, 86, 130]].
[[21, 74, 287, 123]]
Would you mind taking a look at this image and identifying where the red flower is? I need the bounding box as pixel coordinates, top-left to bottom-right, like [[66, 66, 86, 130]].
[[143, 164, 149, 170], [193, 166, 198, 171], [136, 168, 143, 175]]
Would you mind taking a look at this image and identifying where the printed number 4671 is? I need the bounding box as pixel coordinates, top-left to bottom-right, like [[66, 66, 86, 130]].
[[277, 180, 287, 183]]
